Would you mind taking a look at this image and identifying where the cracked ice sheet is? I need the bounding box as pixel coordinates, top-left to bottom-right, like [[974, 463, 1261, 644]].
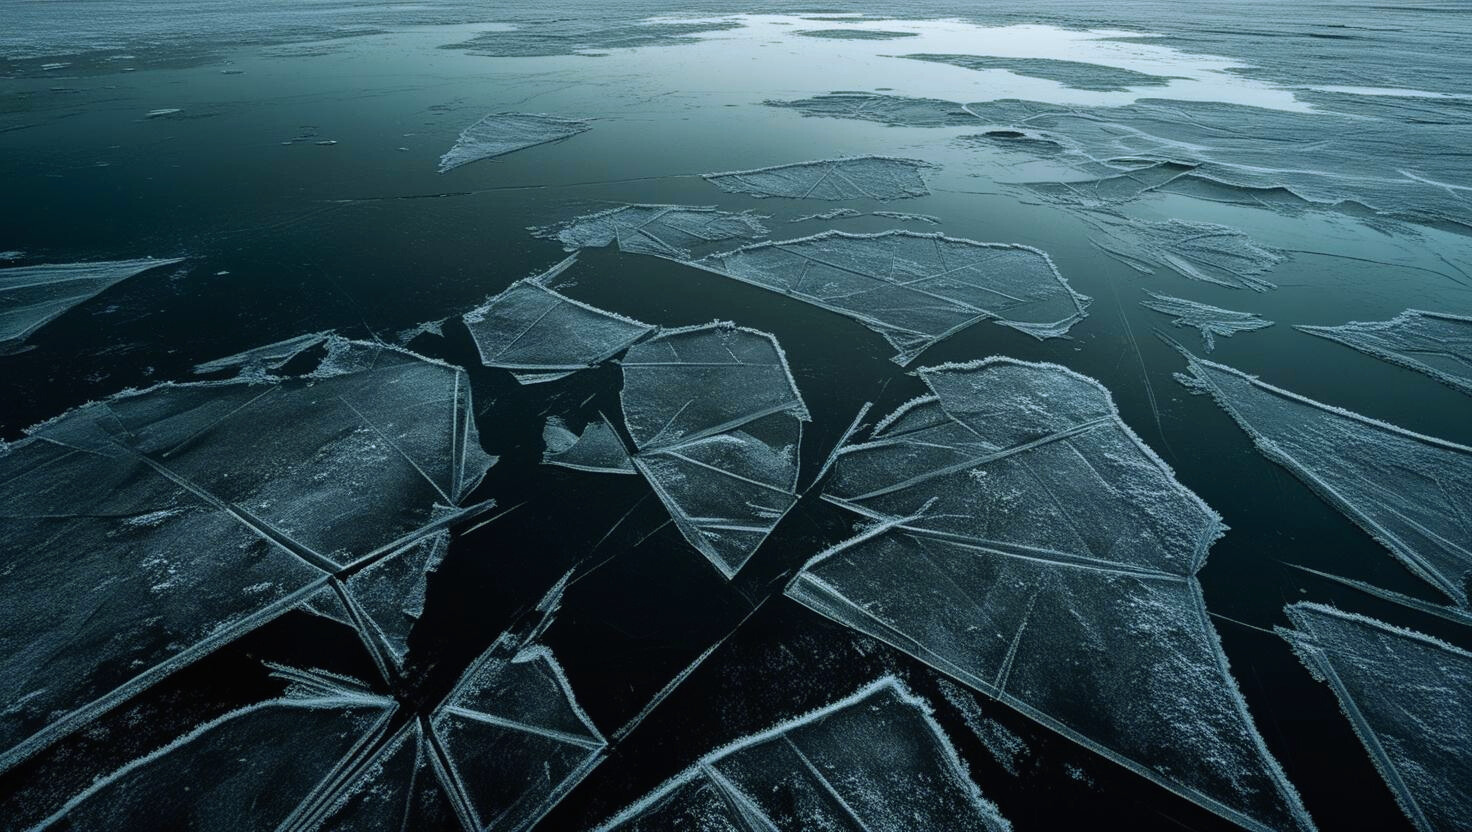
[[765, 92, 981, 128], [192, 331, 330, 376], [702, 156, 934, 202], [0, 257, 184, 353], [537, 205, 769, 261], [1177, 352, 1472, 607], [1079, 216, 1284, 292], [596, 676, 1010, 832], [1141, 292, 1272, 351], [1279, 603, 1472, 832], [437, 112, 590, 173], [464, 256, 655, 384], [0, 339, 495, 771], [788, 357, 1314, 832], [1298, 310, 1472, 397], [694, 230, 1089, 365], [544, 416, 635, 475], [620, 323, 808, 578]]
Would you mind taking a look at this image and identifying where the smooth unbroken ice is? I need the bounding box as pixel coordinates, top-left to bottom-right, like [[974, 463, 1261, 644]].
[[0, 339, 495, 771], [437, 112, 591, 173], [1141, 292, 1272, 351], [0, 257, 184, 353], [788, 357, 1314, 832], [619, 323, 808, 578], [1279, 603, 1471, 832], [595, 676, 1011, 832], [538, 204, 769, 261], [1178, 352, 1472, 607], [696, 230, 1090, 364], [1298, 310, 1472, 397], [703, 156, 934, 202]]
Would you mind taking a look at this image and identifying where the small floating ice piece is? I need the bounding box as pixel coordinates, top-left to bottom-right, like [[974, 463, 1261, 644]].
[[790, 207, 862, 223], [620, 323, 808, 577], [0, 257, 184, 353], [437, 112, 591, 173], [1177, 352, 1472, 607], [1141, 292, 1271, 351], [1279, 603, 1472, 832], [902, 54, 1177, 92], [538, 204, 768, 260], [1084, 217, 1284, 291], [872, 210, 941, 224], [703, 156, 934, 201], [544, 416, 635, 474], [793, 28, 920, 40], [765, 92, 980, 128], [144, 108, 182, 118], [698, 230, 1089, 364], [464, 255, 655, 383], [1297, 310, 1472, 397], [596, 676, 1011, 832], [789, 357, 1315, 832], [192, 331, 330, 375]]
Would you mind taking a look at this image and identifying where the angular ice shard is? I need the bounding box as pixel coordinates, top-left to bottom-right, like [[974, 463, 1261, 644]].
[[0, 339, 496, 771], [339, 527, 450, 669], [703, 156, 933, 201], [544, 416, 635, 474], [1141, 292, 1272, 351], [0, 257, 184, 353], [1279, 604, 1471, 832], [1082, 217, 1284, 291], [34, 668, 396, 830], [1178, 352, 1472, 607], [697, 231, 1089, 364], [596, 676, 1011, 832], [438, 112, 591, 173], [789, 358, 1314, 832], [302, 720, 457, 832], [901, 54, 1176, 92], [538, 204, 768, 260], [618, 323, 808, 577], [765, 92, 980, 128], [192, 331, 330, 375], [1298, 310, 1472, 397], [464, 256, 655, 383]]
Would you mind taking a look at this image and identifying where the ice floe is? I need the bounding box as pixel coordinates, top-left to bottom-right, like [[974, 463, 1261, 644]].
[[872, 210, 941, 224], [788, 357, 1315, 832], [544, 415, 636, 475], [595, 676, 1011, 832], [703, 156, 934, 201], [1298, 310, 1472, 397], [537, 204, 768, 260], [1279, 603, 1471, 832], [0, 257, 185, 353], [790, 208, 862, 223], [446, 19, 741, 58], [438, 112, 591, 173], [192, 331, 330, 376], [766, 92, 980, 128], [1141, 292, 1272, 351], [902, 54, 1178, 92], [793, 28, 919, 40], [1083, 218, 1285, 292]]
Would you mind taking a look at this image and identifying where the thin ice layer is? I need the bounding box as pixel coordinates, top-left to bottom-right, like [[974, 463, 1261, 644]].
[[702, 156, 933, 201], [464, 256, 655, 382], [789, 358, 1314, 832], [192, 331, 330, 375], [620, 323, 808, 577], [696, 230, 1089, 364], [1141, 292, 1272, 351], [0, 339, 495, 771], [303, 721, 456, 832], [1178, 352, 1472, 607], [1279, 603, 1471, 832], [538, 204, 768, 260], [544, 416, 635, 474], [437, 112, 590, 173], [596, 676, 1011, 832], [765, 92, 980, 128], [1298, 310, 1472, 397], [0, 258, 184, 352], [1083, 217, 1284, 292], [902, 54, 1177, 92]]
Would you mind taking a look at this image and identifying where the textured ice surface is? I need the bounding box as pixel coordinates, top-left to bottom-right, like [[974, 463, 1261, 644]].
[[596, 676, 1011, 832], [464, 256, 655, 383], [766, 92, 980, 128], [790, 207, 862, 223], [0, 258, 184, 353], [539, 204, 769, 260], [789, 357, 1314, 832], [1279, 603, 1472, 832], [703, 156, 933, 201], [303, 720, 456, 832], [872, 210, 941, 224], [1178, 353, 1472, 607], [1141, 292, 1272, 351], [620, 323, 808, 577], [437, 112, 591, 173], [34, 669, 397, 830], [697, 230, 1089, 364], [1083, 218, 1284, 292], [902, 54, 1177, 91], [793, 28, 920, 40], [0, 339, 495, 770], [445, 19, 741, 58], [192, 331, 330, 375], [1298, 310, 1472, 397], [544, 416, 635, 474]]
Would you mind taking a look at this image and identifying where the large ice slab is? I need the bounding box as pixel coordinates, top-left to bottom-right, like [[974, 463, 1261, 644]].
[[789, 357, 1314, 832], [1141, 292, 1272, 351], [0, 257, 184, 353], [901, 54, 1177, 92], [1083, 217, 1284, 292], [1177, 352, 1472, 607], [596, 676, 1011, 832], [619, 323, 808, 577], [464, 255, 655, 383], [538, 204, 769, 260], [1279, 603, 1472, 832], [0, 339, 496, 771], [438, 112, 591, 173], [703, 156, 934, 201], [697, 230, 1089, 364], [1298, 310, 1472, 397]]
